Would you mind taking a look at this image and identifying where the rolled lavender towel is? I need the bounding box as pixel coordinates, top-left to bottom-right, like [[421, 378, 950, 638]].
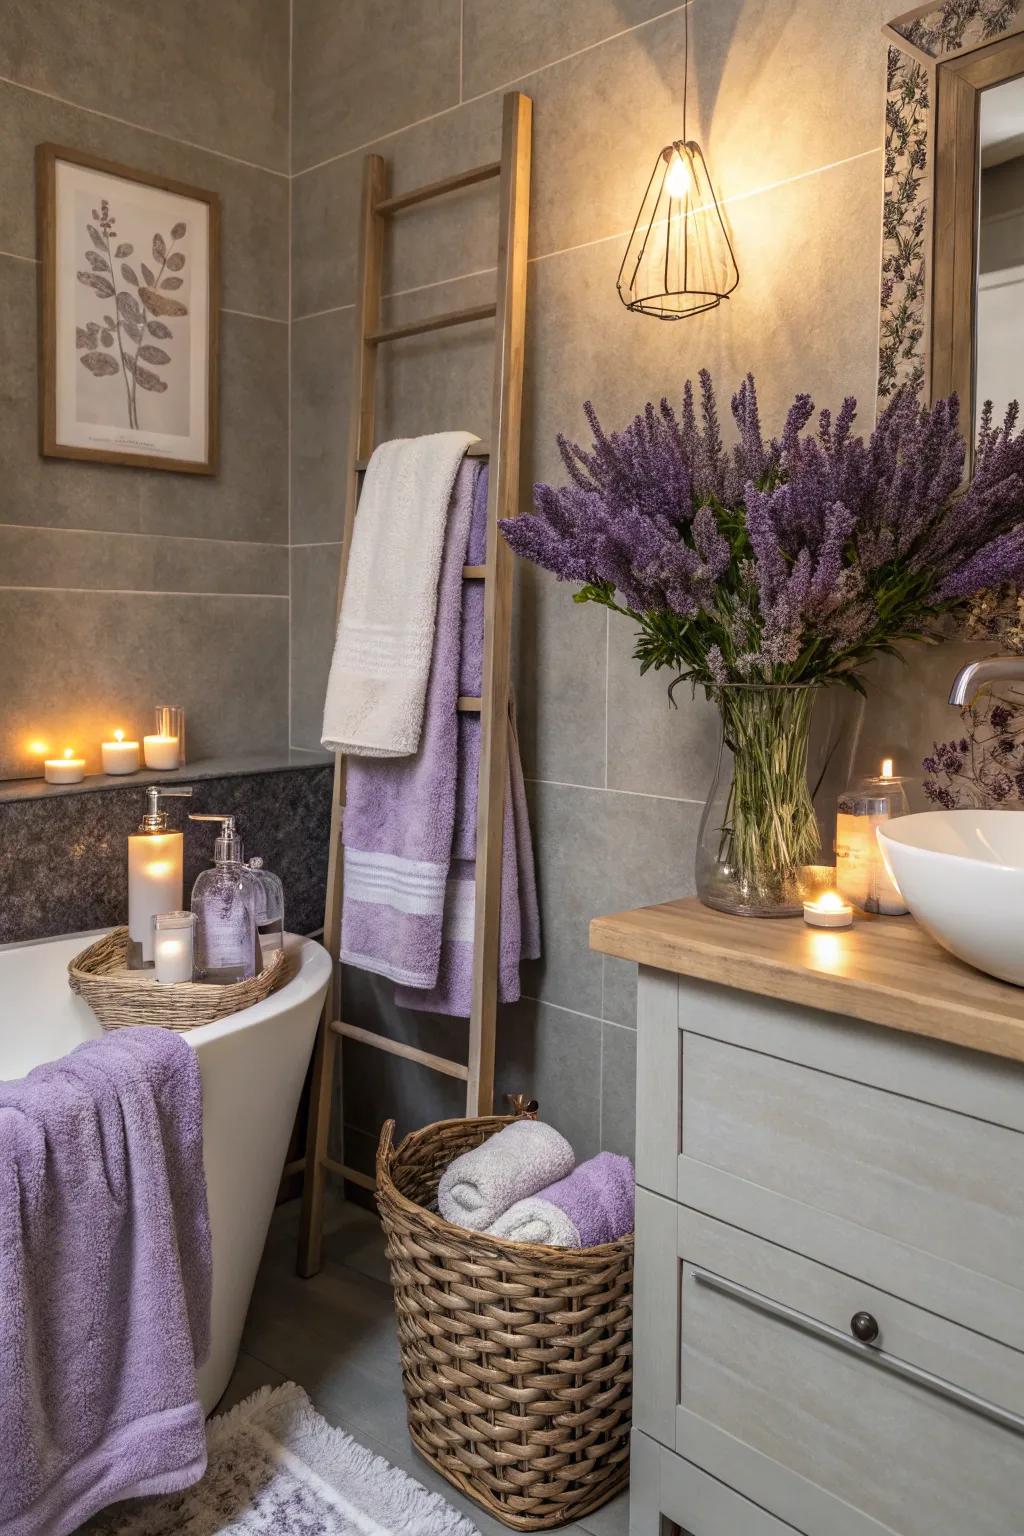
[[486, 1152, 635, 1248], [438, 1119, 575, 1231]]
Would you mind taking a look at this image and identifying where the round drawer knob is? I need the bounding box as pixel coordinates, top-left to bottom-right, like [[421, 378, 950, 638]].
[[850, 1311, 879, 1343]]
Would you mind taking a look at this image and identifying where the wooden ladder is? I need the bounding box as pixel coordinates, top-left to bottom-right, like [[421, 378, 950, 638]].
[[297, 90, 532, 1278]]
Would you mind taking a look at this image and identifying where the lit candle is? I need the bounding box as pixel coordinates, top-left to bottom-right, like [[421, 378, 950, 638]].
[[153, 911, 196, 983], [144, 733, 181, 770], [835, 758, 909, 915], [101, 728, 140, 775], [803, 889, 854, 929], [44, 747, 85, 784]]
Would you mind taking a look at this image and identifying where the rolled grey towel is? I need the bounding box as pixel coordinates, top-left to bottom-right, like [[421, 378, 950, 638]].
[[437, 1120, 575, 1231]]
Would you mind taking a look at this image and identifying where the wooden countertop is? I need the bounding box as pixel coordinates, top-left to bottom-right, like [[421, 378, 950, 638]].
[[590, 896, 1024, 1065]]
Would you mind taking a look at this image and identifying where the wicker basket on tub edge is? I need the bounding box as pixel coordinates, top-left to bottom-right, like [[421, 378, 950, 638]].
[[375, 1114, 633, 1530]]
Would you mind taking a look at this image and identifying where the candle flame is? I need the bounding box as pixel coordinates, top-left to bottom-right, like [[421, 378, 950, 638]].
[[63, 748, 75, 760], [814, 890, 847, 913], [114, 728, 124, 743], [881, 757, 894, 779]]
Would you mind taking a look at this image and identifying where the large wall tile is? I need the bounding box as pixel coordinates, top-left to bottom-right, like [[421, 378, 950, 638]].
[[513, 564, 607, 788], [496, 997, 603, 1159], [375, 272, 496, 442], [0, 525, 287, 593], [291, 95, 504, 320], [606, 619, 720, 800], [520, 780, 609, 1018], [0, 588, 288, 778], [462, 0, 673, 99], [0, 263, 288, 545], [291, 0, 462, 171], [601, 1021, 637, 1159], [291, 308, 354, 546], [0, 0, 290, 172], [290, 542, 340, 751], [0, 83, 289, 319]]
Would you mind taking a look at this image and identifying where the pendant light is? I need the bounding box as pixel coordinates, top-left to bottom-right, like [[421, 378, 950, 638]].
[[616, 4, 738, 319]]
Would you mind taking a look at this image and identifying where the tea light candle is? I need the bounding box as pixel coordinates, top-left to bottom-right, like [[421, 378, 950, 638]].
[[803, 890, 853, 929], [101, 729, 140, 775], [144, 733, 181, 770], [153, 911, 196, 984], [44, 747, 85, 784]]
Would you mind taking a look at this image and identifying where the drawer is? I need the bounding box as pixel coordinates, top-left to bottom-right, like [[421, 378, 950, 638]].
[[630, 1428, 802, 1536], [647, 1202, 1024, 1536]]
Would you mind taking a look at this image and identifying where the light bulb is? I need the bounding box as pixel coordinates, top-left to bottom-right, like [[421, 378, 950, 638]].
[[664, 149, 691, 200]]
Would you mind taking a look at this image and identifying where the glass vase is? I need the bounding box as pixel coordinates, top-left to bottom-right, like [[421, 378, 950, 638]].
[[696, 683, 823, 917]]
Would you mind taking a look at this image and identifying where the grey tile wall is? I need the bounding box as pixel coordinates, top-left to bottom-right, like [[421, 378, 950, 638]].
[[0, 5, 291, 782], [288, 0, 915, 1167]]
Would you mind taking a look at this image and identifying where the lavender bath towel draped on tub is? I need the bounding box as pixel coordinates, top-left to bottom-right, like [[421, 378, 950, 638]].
[[0, 1028, 212, 1536], [341, 461, 540, 1013]]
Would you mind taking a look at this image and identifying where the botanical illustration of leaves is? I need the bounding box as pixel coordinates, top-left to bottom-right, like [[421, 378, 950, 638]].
[[165, 252, 186, 271], [171, 221, 187, 239], [116, 290, 143, 323], [123, 320, 144, 344], [75, 326, 91, 350], [153, 232, 166, 262], [86, 224, 106, 251], [135, 363, 167, 393], [146, 320, 173, 339], [100, 329, 114, 347], [103, 313, 115, 328], [80, 351, 120, 377], [160, 276, 184, 290], [85, 250, 109, 272], [139, 286, 188, 317], [123, 353, 136, 376], [141, 262, 156, 286], [114, 242, 133, 258], [78, 271, 115, 298], [139, 344, 171, 365], [121, 263, 139, 286]]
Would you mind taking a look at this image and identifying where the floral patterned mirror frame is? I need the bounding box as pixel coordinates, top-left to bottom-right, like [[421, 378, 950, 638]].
[[879, 0, 1024, 408]]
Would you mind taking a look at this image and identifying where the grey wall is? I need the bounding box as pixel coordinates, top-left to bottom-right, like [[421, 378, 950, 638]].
[[289, 0, 969, 1173], [0, 1, 292, 779]]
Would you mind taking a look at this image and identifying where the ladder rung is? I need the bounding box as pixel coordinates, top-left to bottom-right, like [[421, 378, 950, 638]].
[[354, 441, 491, 473], [367, 302, 496, 346], [462, 565, 487, 579], [322, 1155, 376, 1192], [375, 160, 501, 215], [332, 1018, 470, 1081], [457, 696, 482, 713]]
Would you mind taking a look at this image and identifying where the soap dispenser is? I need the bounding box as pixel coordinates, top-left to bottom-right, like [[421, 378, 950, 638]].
[[127, 785, 193, 969], [246, 856, 285, 957], [189, 813, 260, 983]]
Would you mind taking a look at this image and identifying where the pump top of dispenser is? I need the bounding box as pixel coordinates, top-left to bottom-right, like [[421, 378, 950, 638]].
[[138, 784, 192, 833], [189, 812, 243, 864]]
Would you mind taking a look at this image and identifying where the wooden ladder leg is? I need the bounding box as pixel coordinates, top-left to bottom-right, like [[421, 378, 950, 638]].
[[296, 998, 338, 1276]]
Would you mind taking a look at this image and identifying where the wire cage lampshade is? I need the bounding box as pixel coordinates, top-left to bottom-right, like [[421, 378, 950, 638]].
[[617, 139, 739, 319]]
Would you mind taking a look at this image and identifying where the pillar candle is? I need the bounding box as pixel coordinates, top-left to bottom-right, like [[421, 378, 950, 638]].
[[44, 749, 85, 784], [101, 729, 140, 775]]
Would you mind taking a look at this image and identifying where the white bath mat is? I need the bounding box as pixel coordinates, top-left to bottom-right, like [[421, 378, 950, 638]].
[[85, 1382, 479, 1535]]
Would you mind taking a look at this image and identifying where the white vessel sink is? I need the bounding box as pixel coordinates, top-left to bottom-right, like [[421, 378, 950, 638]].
[[878, 810, 1024, 986]]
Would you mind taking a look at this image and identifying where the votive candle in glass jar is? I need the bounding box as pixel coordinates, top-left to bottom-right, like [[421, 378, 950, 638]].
[[835, 758, 910, 914], [153, 910, 196, 984]]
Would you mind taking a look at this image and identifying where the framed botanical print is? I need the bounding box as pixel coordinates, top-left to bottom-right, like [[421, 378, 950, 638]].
[[37, 144, 220, 474]]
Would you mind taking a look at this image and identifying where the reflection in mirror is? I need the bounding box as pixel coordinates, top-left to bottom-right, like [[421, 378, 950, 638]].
[[977, 74, 1024, 431]]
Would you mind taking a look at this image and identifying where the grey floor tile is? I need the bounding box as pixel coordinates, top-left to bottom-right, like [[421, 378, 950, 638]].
[[213, 1350, 286, 1415]]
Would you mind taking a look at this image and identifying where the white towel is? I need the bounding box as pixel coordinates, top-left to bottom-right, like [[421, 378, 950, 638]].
[[437, 1120, 575, 1232], [321, 430, 478, 758]]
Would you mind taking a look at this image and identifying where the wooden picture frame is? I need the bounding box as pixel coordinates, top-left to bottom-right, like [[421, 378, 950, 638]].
[[37, 143, 220, 475]]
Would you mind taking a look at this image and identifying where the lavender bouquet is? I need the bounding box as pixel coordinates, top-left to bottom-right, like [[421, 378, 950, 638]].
[[500, 373, 1024, 913]]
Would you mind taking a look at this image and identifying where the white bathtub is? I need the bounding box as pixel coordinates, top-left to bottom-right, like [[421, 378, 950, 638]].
[[0, 929, 331, 1413]]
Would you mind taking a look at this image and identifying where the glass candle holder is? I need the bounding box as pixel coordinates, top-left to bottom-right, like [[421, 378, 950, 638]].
[[153, 910, 196, 984], [144, 706, 186, 770], [835, 758, 910, 915]]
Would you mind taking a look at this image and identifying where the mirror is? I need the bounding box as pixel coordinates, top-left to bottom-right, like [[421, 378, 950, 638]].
[[976, 74, 1024, 430]]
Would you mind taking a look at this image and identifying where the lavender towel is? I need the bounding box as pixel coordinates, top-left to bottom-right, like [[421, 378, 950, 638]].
[[487, 1152, 635, 1248], [395, 468, 540, 1015], [0, 1028, 212, 1536], [340, 459, 478, 989]]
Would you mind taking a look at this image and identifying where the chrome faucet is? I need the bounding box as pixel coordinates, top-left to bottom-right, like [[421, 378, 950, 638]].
[[948, 657, 1024, 706]]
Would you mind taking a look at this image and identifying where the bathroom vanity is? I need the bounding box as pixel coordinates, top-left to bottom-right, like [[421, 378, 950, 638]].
[[590, 899, 1024, 1536]]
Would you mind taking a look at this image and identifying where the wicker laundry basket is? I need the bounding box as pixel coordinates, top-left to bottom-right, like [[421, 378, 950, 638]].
[[376, 1114, 633, 1529]]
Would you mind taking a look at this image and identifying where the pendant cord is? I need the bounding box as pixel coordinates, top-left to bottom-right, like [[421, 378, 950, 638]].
[[682, 0, 689, 145]]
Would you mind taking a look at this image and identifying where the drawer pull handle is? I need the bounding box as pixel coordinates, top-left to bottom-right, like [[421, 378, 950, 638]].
[[691, 1269, 1024, 1437], [850, 1311, 879, 1344]]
